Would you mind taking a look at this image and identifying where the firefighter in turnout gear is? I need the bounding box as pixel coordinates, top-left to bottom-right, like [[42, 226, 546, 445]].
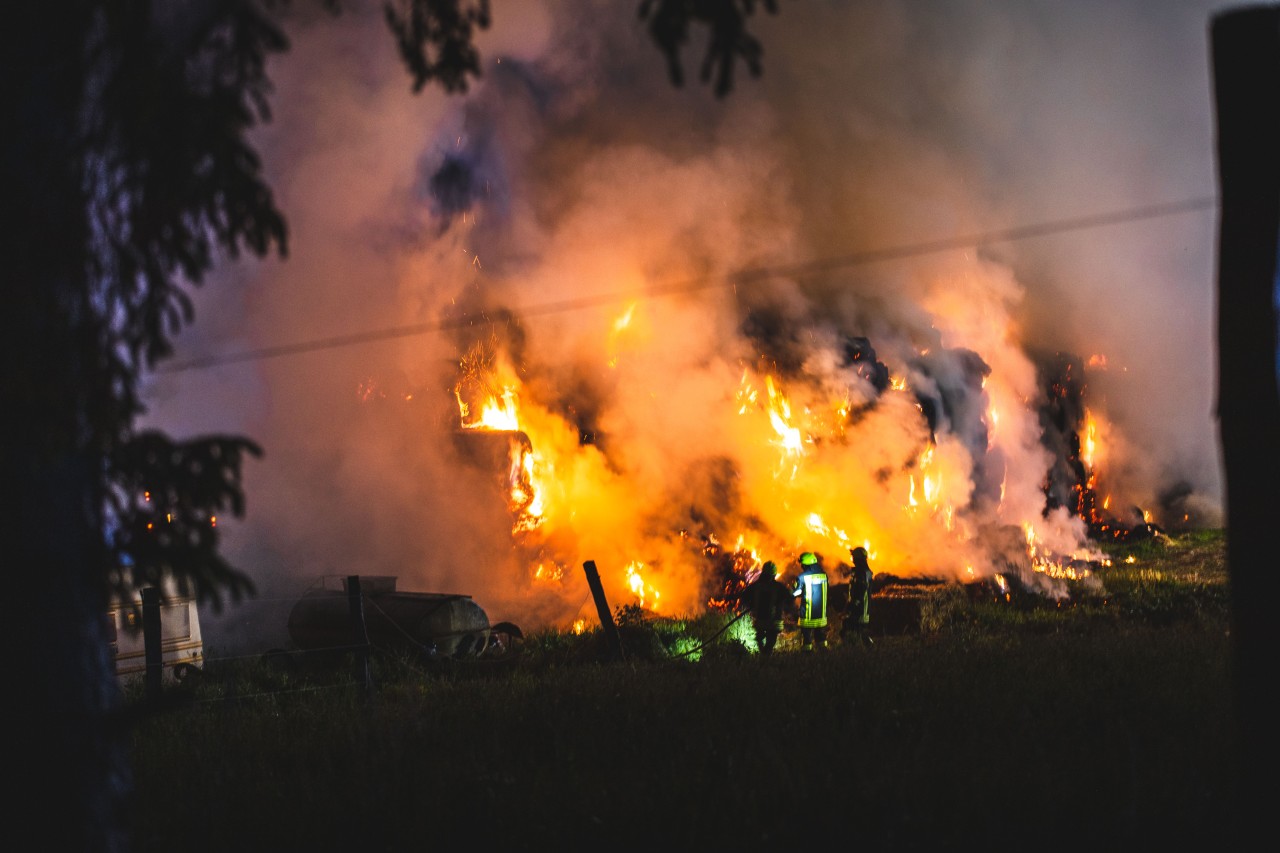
[[793, 552, 828, 650], [737, 560, 792, 655], [841, 546, 875, 647]]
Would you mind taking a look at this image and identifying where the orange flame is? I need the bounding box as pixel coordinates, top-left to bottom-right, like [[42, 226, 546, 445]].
[[765, 375, 804, 458], [625, 560, 662, 611], [454, 352, 546, 535], [1080, 408, 1099, 470], [441, 318, 1108, 623]]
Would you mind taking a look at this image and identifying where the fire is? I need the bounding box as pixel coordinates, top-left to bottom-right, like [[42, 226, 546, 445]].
[[805, 513, 850, 546], [904, 442, 957, 531], [1022, 522, 1094, 581], [1080, 408, 1099, 470], [723, 532, 764, 575], [625, 560, 661, 611], [454, 349, 547, 536], [613, 303, 636, 334], [607, 302, 638, 368], [439, 308, 1130, 631], [765, 375, 805, 459], [1065, 401, 1155, 542], [533, 562, 564, 582], [510, 447, 546, 533], [453, 340, 685, 616], [909, 446, 941, 507], [735, 370, 758, 413], [738, 370, 815, 483], [704, 532, 770, 609], [458, 385, 521, 431]]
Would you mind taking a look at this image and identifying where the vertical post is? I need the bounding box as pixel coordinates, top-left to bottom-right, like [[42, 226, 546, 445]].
[[346, 575, 374, 696], [582, 560, 624, 661], [1211, 6, 1280, 840], [141, 586, 162, 702]]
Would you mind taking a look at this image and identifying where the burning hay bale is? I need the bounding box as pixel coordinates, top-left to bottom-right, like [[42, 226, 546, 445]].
[[452, 428, 533, 472], [862, 574, 949, 636]]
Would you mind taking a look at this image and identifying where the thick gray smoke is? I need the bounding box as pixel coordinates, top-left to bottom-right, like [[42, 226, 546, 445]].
[[142, 1, 1230, 654]]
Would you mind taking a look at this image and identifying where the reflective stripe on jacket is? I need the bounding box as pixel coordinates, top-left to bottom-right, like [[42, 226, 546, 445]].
[[795, 569, 828, 627]]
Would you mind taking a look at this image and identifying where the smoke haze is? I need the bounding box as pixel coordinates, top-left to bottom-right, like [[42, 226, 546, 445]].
[[142, 1, 1231, 653]]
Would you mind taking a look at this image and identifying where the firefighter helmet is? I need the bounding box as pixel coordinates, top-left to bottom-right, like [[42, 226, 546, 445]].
[[850, 546, 869, 564], [761, 560, 778, 577], [799, 551, 818, 566]]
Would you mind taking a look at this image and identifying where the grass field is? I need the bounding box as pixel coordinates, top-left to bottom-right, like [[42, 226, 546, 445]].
[[125, 530, 1239, 851]]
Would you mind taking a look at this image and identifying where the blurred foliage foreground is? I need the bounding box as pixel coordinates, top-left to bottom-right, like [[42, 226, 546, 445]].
[[128, 530, 1237, 851]]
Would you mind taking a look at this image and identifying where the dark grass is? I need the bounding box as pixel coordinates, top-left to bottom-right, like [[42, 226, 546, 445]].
[[126, 531, 1238, 851]]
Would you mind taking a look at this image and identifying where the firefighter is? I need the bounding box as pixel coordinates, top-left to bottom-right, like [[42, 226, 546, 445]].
[[841, 546, 875, 647], [737, 560, 792, 655], [793, 551, 828, 651]]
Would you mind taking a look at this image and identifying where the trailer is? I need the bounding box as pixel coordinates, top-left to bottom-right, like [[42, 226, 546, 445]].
[[107, 577, 204, 683]]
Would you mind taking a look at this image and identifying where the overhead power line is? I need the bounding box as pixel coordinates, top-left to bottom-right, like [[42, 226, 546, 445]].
[[158, 195, 1218, 374]]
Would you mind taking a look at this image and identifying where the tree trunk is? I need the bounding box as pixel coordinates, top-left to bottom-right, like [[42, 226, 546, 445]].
[[1210, 6, 1280, 841], [3, 5, 131, 851]]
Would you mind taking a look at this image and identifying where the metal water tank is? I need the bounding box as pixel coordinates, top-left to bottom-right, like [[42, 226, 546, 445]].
[[287, 576, 492, 659]]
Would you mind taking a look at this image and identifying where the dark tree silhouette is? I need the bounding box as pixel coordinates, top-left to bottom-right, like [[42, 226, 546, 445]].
[[1, 2, 772, 849], [1210, 7, 1280, 842], [384, 0, 491, 92], [640, 0, 778, 97], [5, 4, 287, 850]]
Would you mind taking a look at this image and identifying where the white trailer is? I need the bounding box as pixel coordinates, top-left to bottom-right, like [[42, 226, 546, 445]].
[[107, 577, 204, 683]]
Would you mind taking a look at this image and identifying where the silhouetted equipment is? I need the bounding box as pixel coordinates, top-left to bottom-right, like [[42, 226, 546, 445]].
[[287, 575, 497, 659]]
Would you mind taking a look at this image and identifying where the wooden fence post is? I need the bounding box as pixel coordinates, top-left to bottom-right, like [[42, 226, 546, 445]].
[[582, 560, 623, 661], [141, 586, 162, 701], [346, 575, 374, 696]]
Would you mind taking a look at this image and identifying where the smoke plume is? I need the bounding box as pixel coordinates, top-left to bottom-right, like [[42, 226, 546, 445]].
[[143, 1, 1229, 653]]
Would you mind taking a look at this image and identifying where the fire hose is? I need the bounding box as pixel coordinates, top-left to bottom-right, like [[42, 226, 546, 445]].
[[672, 608, 750, 658]]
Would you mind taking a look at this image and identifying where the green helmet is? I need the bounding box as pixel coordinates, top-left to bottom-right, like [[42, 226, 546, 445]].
[[760, 560, 778, 577], [799, 551, 818, 566]]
